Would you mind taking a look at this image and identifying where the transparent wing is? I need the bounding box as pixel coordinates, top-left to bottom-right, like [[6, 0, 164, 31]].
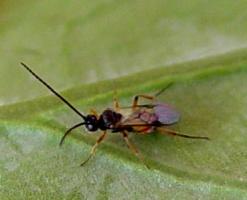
[[154, 103, 180, 125]]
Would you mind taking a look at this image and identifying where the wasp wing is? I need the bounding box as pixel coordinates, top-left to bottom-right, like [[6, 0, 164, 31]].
[[153, 103, 180, 125], [120, 102, 179, 125]]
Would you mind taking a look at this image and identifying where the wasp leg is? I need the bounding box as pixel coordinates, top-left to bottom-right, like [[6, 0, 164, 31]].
[[90, 108, 99, 118], [113, 97, 120, 112], [80, 131, 107, 166], [154, 82, 173, 97], [132, 94, 155, 110], [157, 127, 210, 140], [112, 90, 121, 112], [132, 83, 173, 109], [121, 131, 150, 169]]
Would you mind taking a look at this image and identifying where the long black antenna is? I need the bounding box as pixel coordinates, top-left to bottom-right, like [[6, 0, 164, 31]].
[[20, 62, 86, 120], [60, 122, 85, 146]]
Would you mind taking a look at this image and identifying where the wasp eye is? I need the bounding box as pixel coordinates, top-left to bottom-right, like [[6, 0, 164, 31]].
[[85, 115, 98, 132], [87, 124, 94, 130]]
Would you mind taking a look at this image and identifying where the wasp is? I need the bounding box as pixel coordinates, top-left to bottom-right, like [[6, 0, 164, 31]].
[[20, 63, 209, 168]]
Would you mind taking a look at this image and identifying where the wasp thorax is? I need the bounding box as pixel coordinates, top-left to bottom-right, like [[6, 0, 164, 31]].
[[101, 109, 122, 129], [85, 114, 98, 132]]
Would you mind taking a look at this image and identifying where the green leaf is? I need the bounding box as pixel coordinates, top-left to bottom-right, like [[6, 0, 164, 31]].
[[1, 52, 247, 199], [1, 1, 247, 199]]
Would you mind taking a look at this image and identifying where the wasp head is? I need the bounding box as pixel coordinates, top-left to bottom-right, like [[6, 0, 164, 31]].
[[85, 114, 98, 132]]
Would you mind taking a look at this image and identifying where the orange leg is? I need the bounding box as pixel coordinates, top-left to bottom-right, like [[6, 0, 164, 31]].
[[131, 83, 173, 110], [90, 108, 99, 118], [132, 94, 155, 110], [113, 97, 120, 112], [122, 131, 150, 169], [112, 90, 121, 112], [80, 131, 107, 166]]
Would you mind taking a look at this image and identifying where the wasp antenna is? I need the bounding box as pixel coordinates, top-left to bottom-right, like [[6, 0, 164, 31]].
[[60, 122, 85, 146], [20, 62, 86, 120]]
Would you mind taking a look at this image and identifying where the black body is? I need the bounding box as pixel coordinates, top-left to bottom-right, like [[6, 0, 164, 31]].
[[85, 109, 123, 132]]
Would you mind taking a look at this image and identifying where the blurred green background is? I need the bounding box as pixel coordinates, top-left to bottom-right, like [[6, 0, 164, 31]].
[[1, 0, 247, 104], [1, 1, 247, 199]]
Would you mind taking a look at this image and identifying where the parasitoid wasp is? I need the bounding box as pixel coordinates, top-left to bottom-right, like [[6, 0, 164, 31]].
[[20, 62, 209, 168]]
